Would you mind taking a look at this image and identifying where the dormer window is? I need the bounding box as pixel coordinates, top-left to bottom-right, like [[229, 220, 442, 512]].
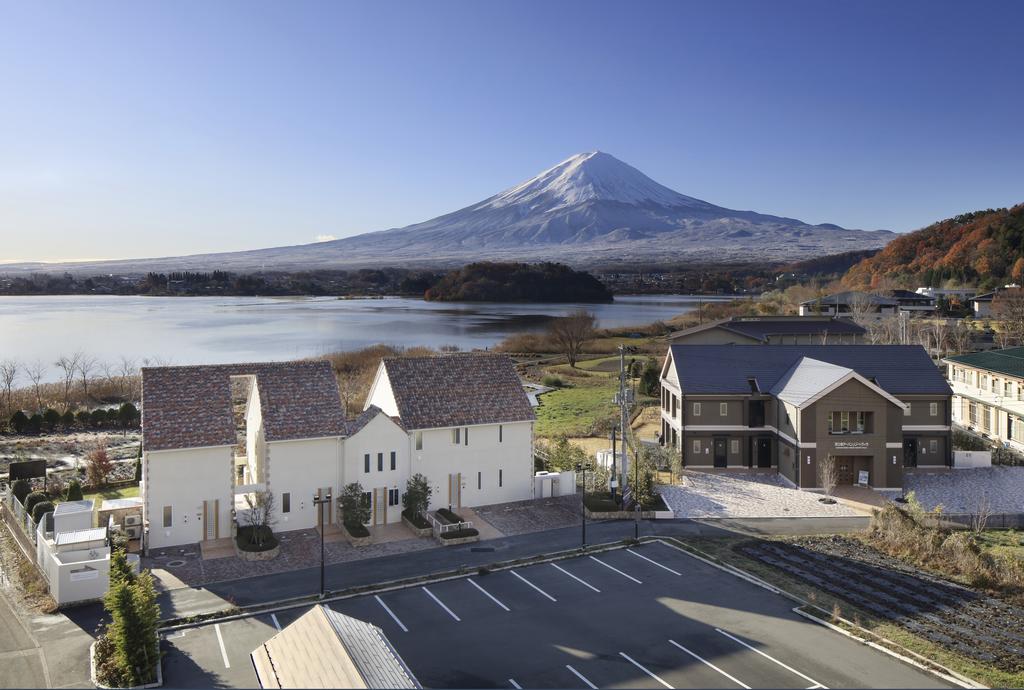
[[747, 378, 760, 393]]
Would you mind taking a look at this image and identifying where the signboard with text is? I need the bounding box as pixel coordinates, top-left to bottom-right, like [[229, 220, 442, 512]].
[[8, 459, 46, 481]]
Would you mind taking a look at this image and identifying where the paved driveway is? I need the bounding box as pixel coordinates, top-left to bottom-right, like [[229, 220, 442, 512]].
[[162, 541, 950, 689], [661, 472, 861, 518], [905, 466, 1024, 513]]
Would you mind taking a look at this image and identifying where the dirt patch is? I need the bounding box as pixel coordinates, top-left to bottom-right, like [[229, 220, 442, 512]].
[[1, 431, 140, 476], [739, 535, 1024, 674]]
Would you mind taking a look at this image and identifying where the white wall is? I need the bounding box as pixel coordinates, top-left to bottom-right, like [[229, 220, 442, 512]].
[[245, 378, 267, 483], [365, 365, 399, 417], [341, 414, 410, 525], [414, 421, 534, 510], [143, 445, 234, 550], [267, 437, 342, 532]]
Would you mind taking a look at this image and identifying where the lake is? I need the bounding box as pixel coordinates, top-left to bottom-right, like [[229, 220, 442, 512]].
[[0, 294, 732, 380]]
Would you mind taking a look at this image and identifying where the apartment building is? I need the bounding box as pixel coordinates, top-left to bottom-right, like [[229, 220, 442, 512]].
[[943, 347, 1024, 455], [140, 354, 535, 551], [660, 345, 953, 489]]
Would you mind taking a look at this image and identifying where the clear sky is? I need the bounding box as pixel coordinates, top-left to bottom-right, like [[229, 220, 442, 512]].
[[1, 0, 1022, 262]]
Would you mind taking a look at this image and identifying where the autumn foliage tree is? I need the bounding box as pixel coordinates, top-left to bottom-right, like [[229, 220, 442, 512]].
[[86, 442, 114, 488]]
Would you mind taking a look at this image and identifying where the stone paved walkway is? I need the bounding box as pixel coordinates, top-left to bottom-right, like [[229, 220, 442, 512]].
[[660, 471, 860, 518], [462, 494, 583, 536], [904, 466, 1024, 514]]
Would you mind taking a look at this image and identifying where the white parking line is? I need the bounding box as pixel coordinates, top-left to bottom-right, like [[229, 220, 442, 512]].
[[551, 563, 601, 593], [508, 679, 522, 689], [715, 628, 826, 688], [214, 623, 230, 669], [566, 664, 598, 689], [375, 594, 409, 632], [627, 548, 682, 576], [469, 578, 510, 611], [270, 614, 282, 631], [511, 569, 557, 602], [669, 639, 749, 689], [619, 652, 672, 689], [589, 556, 642, 584], [422, 586, 461, 621]]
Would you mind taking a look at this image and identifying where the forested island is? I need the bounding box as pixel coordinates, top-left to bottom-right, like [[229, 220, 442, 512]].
[[424, 262, 614, 302]]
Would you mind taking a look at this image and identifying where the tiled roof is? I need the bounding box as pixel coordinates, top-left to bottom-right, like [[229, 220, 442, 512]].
[[669, 344, 952, 396], [381, 353, 535, 430], [346, 405, 404, 435], [142, 361, 346, 452], [669, 317, 865, 343], [944, 347, 1024, 379]]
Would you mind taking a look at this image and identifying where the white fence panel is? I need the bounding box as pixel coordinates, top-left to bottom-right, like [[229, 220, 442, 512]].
[[954, 450, 992, 468]]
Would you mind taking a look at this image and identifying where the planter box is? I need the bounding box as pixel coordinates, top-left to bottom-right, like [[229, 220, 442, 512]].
[[234, 542, 280, 562], [90, 636, 162, 689], [344, 527, 372, 547], [401, 514, 432, 537], [436, 533, 480, 546]]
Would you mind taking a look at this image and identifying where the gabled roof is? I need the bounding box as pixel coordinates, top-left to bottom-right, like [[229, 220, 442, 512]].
[[346, 405, 404, 435], [974, 286, 1023, 302], [668, 316, 865, 343], [251, 605, 419, 689], [142, 361, 346, 452], [668, 344, 951, 397], [770, 357, 906, 409], [379, 353, 535, 430], [944, 347, 1024, 379]]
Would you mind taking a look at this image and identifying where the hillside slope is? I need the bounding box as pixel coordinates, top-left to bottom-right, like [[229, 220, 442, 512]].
[[842, 204, 1024, 290]]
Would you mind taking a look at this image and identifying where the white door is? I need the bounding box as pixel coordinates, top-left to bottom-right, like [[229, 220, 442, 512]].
[[374, 488, 387, 525], [448, 473, 461, 509], [203, 500, 217, 540]]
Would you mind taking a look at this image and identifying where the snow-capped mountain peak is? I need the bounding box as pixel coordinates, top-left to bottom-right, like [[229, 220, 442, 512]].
[[486, 151, 713, 211]]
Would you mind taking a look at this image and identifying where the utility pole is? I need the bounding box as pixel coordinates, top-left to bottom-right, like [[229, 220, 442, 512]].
[[312, 491, 332, 598], [614, 345, 634, 499]]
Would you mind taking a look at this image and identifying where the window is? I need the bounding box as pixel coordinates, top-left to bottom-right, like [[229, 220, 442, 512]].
[[388, 488, 400, 506], [693, 402, 702, 417], [498, 469, 503, 487], [929, 439, 938, 454], [840, 411, 850, 433], [499, 425, 503, 443], [929, 402, 938, 417], [464, 427, 469, 446], [983, 406, 992, 431], [364, 453, 370, 473], [282, 493, 291, 514], [162, 506, 172, 528], [719, 402, 728, 417], [969, 402, 978, 425], [730, 439, 739, 454], [855, 411, 866, 432], [981, 375, 988, 391], [692, 439, 701, 454], [478, 471, 482, 490], [377, 452, 383, 472], [1006, 381, 1013, 397], [390, 451, 396, 471], [415, 431, 423, 450], [452, 428, 460, 444]]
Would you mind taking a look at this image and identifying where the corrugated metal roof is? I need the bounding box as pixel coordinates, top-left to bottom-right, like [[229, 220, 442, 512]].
[[945, 347, 1024, 378], [54, 500, 94, 515], [770, 358, 853, 406], [669, 344, 951, 396], [55, 527, 107, 546]]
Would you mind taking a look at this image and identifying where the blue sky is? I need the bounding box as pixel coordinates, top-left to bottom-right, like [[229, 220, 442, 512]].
[[1, 0, 1022, 262]]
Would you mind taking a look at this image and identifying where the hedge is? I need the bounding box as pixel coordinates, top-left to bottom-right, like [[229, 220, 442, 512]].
[[344, 522, 370, 538], [11, 479, 31, 504], [235, 525, 278, 552], [436, 507, 464, 524], [402, 508, 430, 529], [32, 501, 54, 523], [24, 491, 48, 516], [440, 527, 479, 540]]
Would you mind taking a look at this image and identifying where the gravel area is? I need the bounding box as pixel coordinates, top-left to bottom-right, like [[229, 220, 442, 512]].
[[904, 466, 1024, 514], [660, 471, 860, 518], [473, 494, 582, 536]]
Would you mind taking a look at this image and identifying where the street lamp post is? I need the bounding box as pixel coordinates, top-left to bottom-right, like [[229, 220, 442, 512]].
[[634, 444, 640, 540], [576, 462, 590, 549], [312, 491, 332, 598]]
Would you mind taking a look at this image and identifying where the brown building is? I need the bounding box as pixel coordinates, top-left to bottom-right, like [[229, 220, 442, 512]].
[[660, 345, 952, 489], [668, 315, 865, 346]]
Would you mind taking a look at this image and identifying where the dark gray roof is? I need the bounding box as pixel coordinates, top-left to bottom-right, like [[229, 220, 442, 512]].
[[799, 291, 898, 307], [670, 316, 864, 343], [381, 353, 535, 430], [142, 361, 346, 451], [669, 345, 951, 396], [945, 347, 1024, 379]]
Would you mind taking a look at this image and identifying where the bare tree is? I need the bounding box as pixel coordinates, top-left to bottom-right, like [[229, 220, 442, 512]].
[[548, 310, 596, 368], [243, 490, 276, 548], [848, 291, 878, 327], [819, 454, 840, 497], [994, 328, 1016, 350], [970, 490, 993, 533], [992, 289, 1024, 347], [950, 321, 975, 354], [54, 353, 81, 413], [0, 359, 17, 418], [118, 355, 138, 400], [25, 360, 45, 412], [75, 354, 97, 400]]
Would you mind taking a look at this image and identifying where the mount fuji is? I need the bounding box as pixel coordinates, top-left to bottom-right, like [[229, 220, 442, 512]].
[[6, 152, 893, 273]]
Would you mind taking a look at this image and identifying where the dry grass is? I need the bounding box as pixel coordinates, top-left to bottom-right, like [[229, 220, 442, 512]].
[[316, 344, 437, 417], [0, 520, 56, 613]]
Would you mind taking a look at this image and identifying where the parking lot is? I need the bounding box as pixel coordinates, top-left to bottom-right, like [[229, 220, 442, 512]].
[[161, 541, 953, 689]]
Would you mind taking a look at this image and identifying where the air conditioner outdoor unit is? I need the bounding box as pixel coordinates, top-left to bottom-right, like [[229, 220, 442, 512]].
[[124, 515, 142, 527], [125, 525, 142, 540]]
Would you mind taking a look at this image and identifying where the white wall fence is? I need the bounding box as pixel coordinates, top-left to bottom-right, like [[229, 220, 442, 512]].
[[533, 470, 576, 499], [953, 450, 992, 468], [428, 512, 474, 538]]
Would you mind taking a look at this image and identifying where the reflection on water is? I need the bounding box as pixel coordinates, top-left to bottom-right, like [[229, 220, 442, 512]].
[[0, 294, 730, 380]]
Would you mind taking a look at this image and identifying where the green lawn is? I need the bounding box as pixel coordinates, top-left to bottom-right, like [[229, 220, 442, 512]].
[[82, 485, 140, 503], [535, 377, 619, 437], [976, 529, 1023, 560]]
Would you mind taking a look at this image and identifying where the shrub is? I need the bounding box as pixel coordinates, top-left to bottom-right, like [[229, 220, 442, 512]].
[[235, 525, 278, 552], [339, 482, 370, 527], [344, 522, 370, 538], [402, 508, 430, 529], [60, 410, 76, 430], [24, 491, 48, 516], [402, 474, 432, 518], [541, 374, 565, 388], [86, 442, 113, 488], [99, 558, 160, 687], [10, 410, 29, 434], [436, 507, 463, 524], [65, 479, 84, 502], [11, 478, 31, 504], [42, 408, 61, 432], [583, 492, 620, 512], [31, 501, 54, 523], [440, 527, 479, 540]]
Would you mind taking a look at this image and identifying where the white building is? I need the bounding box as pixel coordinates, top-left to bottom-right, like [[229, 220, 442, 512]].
[[943, 347, 1024, 456], [140, 354, 535, 552]]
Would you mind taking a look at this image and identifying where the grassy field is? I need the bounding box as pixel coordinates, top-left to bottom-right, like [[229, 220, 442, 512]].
[[976, 529, 1024, 560], [676, 534, 1023, 689], [534, 378, 619, 437], [82, 484, 140, 503]]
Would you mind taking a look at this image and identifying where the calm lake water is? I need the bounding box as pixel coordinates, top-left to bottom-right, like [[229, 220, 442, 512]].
[[0, 294, 731, 381]]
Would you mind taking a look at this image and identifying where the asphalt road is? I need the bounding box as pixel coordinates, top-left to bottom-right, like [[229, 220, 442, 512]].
[[162, 539, 949, 689], [161, 516, 870, 620], [0, 589, 49, 689]]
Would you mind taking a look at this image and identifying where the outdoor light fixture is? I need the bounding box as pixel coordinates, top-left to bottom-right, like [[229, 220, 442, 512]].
[[312, 491, 332, 598]]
